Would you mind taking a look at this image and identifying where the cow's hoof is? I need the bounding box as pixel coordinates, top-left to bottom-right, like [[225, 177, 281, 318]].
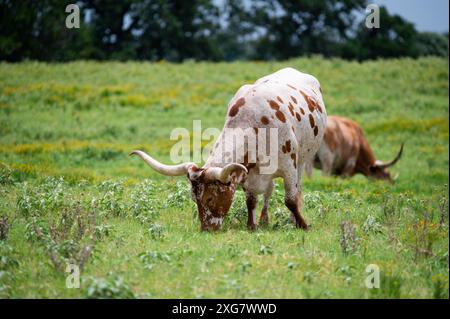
[[247, 223, 257, 231], [296, 221, 310, 231]]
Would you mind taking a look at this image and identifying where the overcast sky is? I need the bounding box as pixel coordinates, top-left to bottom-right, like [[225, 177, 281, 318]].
[[372, 0, 449, 33]]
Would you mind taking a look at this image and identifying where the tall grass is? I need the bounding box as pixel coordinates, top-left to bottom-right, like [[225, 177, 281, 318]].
[[0, 57, 448, 298]]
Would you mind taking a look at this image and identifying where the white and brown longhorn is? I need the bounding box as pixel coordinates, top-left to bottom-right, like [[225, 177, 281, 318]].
[[131, 68, 327, 231], [305, 115, 403, 182]]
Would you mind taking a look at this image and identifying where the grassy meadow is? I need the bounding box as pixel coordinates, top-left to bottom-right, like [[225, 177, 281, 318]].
[[0, 57, 448, 298]]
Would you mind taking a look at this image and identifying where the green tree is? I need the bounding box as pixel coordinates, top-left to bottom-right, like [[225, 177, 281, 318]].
[[0, 0, 95, 61], [416, 32, 449, 58], [134, 0, 222, 61], [343, 6, 420, 60], [83, 0, 141, 60], [0, 0, 446, 62], [250, 0, 367, 60]]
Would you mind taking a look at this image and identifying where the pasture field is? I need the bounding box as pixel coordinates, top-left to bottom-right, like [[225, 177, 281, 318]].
[[0, 57, 448, 298]]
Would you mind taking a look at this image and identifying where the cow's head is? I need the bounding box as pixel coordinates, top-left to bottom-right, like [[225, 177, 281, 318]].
[[369, 143, 404, 182], [130, 150, 247, 231]]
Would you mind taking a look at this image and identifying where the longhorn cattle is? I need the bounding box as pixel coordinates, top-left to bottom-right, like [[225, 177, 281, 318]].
[[131, 67, 327, 231], [305, 115, 403, 182]]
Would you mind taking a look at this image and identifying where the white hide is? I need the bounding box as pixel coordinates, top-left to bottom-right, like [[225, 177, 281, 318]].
[[205, 67, 327, 197]]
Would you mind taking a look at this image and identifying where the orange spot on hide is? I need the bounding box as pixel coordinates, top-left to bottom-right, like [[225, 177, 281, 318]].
[[290, 96, 297, 104], [286, 140, 291, 153], [288, 102, 295, 116], [275, 110, 286, 123], [268, 100, 280, 110], [287, 84, 297, 90], [309, 114, 315, 128], [299, 90, 319, 113], [316, 103, 323, 113], [228, 97, 246, 117], [291, 153, 297, 169]]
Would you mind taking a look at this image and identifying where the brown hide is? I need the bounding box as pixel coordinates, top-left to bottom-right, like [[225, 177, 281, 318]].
[[324, 116, 377, 176]]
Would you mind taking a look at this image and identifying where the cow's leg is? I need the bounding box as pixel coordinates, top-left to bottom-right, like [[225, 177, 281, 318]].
[[259, 181, 273, 225], [341, 157, 356, 178], [283, 175, 308, 230], [317, 148, 333, 176], [245, 191, 258, 230], [320, 156, 333, 176]]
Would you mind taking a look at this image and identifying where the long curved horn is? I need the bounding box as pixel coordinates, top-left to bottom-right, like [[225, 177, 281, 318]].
[[130, 150, 196, 176], [376, 143, 404, 169], [204, 163, 248, 183]]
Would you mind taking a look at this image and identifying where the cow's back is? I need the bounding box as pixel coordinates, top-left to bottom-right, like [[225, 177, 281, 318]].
[[211, 67, 327, 177], [316, 115, 376, 175]]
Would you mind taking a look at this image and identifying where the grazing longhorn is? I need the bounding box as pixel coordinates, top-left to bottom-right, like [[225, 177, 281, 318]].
[[304, 115, 403, 182], [131, 67, 327, 231]]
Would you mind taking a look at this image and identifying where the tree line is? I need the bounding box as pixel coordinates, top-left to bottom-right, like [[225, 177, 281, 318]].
[[0, 0, 448, 62]]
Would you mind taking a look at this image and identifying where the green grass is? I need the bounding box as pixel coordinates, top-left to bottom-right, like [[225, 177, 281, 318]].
[[0, 57, 448, 298]]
